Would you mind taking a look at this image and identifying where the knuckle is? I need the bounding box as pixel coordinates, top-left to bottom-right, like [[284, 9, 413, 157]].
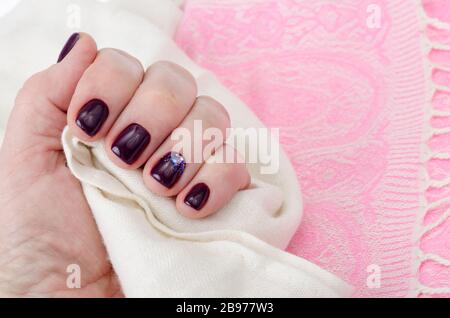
[[147, 60, 187, 75], [146, 61, 197, 90], [97, 48, 144, 80], [142, 90, 181, 123], [18, 71, 48, 97], [154, 90, 179, 110], [195, 96, 231, 129]]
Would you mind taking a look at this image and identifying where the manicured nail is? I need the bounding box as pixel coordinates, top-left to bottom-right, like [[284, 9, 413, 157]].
[[57, 33, 80, 63], [111, 123, 151, 165], [76, 99, 109, 136], [151, 152, 186, 188], [184, 183, 210, 210]]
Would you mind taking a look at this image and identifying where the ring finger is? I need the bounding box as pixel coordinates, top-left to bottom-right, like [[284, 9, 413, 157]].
[[142, 96, 230, 196]]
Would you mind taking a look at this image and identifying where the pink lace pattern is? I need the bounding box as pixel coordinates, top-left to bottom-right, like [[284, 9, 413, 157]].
[[175, 0, 450, 297]]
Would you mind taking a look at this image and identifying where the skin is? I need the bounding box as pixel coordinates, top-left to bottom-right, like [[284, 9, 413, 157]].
[[0, 33, 250, 297]]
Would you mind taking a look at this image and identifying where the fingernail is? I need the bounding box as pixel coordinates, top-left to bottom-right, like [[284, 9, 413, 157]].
[[76, 99, 109, 136], [57, 33, 80, 63], [151, 152, 186, 188], [111, 123, 151, 165], [184, 183, 210, 210]]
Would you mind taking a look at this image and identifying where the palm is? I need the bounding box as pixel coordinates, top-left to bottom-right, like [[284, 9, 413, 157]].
[[0, 87, 121, 297]]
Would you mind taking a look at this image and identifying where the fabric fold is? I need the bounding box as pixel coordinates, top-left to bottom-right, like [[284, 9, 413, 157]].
[[62, 127, 352, 297]]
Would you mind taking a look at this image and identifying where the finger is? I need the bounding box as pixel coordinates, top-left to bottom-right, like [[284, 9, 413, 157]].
[[105, 61, 197, 169], [176, 144, 250, 219], [47, 32, 98, 111], [67, 48, 144, 141], [16, 32, 97, 112], [5, 33, 97, 152], [143, 96, 230, 196]]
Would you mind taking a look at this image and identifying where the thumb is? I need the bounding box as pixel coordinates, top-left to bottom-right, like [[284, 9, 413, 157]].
[[46, 32, 98, 111], [1, 33, 97, 156]]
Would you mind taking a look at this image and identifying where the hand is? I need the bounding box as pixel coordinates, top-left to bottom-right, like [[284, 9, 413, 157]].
[[0, 33, 249, 297]]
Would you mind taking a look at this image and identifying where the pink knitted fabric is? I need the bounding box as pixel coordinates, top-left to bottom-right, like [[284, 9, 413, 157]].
[[175, 0, 450, 297]]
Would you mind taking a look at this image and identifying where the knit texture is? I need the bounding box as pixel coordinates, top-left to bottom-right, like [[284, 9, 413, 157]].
[[175, 0, 450, 297]]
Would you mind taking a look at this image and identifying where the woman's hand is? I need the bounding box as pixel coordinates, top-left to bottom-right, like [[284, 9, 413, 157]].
[[0, 33, 249, 297]]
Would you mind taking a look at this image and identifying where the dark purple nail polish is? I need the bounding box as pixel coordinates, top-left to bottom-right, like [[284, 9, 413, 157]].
[[76, 99, 109, 136], [57, 33, 80, 63], [184, 183, 210, 211], [151, 152, 186, 188], [111, 123, 151, 165]]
